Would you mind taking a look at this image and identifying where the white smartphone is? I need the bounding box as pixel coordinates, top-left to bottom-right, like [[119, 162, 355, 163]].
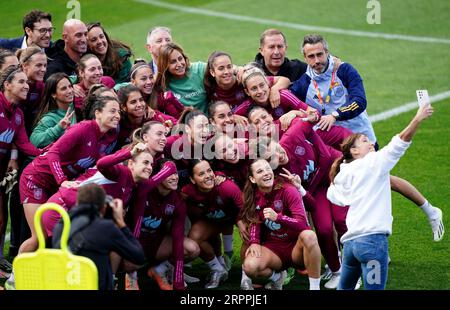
[[416, 90, 431, 107]]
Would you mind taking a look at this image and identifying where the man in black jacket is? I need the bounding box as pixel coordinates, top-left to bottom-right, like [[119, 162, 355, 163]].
[[45, 19, 87, 80], [53, 184, 145, 290], [254, 28, 307, 82]]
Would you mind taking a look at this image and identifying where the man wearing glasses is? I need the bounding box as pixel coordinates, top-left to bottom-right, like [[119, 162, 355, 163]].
[[0, 10, 54, 51]]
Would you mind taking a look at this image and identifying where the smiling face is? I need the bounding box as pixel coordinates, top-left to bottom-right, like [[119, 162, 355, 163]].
[[214, 135, 239, 164], [190, 160, 215, 192], [130, 151, 153, 181], [249, 159, 274, 191], [210, 103, 234, 133], [244, 74, 270, 105], [4, 72, 29, 102], [210, 55, 235, 89], [146, 29, 172, 60], [259, 34, 286, 74], [87, 26, 108, 56], [80, 57, 103, 87], [131, 66, 154, 95], [96, 100, 120, 131], [22, 53, 47, 82], [53, 78, 74, 106], [142, 123, 167, 155], [261, 140, 289, 169], [124, 91, 145, 118], [168, 49, 186, 78], [26, 18, 53, 48], [248, 107, 274, 135], [160, 173, 179, 191], [187, 114, 210, 145], [64, 22, 88, 55]]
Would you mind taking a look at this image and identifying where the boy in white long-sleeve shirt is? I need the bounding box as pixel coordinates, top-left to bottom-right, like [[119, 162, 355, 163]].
[[327, 104, 442, 290]]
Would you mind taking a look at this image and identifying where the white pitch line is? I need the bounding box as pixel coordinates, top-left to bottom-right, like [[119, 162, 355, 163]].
[[135, 0, 450, 44], [370, 90, 450, 123]]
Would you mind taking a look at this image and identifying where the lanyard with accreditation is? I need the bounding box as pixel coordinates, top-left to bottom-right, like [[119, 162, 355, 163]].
[[312, 70, 336, 115]]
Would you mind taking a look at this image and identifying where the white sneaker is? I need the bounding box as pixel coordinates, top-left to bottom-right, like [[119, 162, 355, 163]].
[[429, 207, 444, 242], [324, 272, 340, 289], [265, 270, 287, 290], [205, 270, 228, 289], [320, 264, 332, 281], [354, 277, 362, 290], [240, 278, 254, 290], [183, 272, 200, 283]]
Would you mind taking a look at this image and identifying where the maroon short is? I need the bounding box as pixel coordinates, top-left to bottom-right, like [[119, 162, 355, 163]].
[[263, 239, 296, 269], [19, 171, 50, 204], [139, 231, 165, 265]]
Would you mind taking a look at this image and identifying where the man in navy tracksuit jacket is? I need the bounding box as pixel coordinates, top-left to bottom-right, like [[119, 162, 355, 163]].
[[290, 34, 377, 144], [0, 10, 54, 52]]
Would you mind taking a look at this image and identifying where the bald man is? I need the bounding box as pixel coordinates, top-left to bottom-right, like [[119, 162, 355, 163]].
[[45, 19, 87, 79]]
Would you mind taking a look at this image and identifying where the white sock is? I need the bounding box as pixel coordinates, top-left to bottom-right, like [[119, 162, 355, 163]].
[[309, 277, 320, 290], [206, 257, 225, 272], [154, 260, 170, 274], [419, 200, 438, 219], [222, 234, 233, 253], [269, 271, 281, 282]]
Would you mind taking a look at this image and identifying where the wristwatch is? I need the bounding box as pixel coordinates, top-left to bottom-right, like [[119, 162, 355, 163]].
[[331, 111, 339, 120]]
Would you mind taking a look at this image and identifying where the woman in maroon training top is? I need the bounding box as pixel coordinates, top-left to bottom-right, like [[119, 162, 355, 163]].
[[203, 51, 290, 110], [116, 84, 176, 149], [73, 54, 115, 118], [0, 65, 42, 270], [124, 60, 185, 119], [19, 94, 120, 254], [240, 159, 321, 290], [16, 46, 47, 135], [181, 159, 246, 289], [259, 118, 347, 289], [138, 158, 200, 291]]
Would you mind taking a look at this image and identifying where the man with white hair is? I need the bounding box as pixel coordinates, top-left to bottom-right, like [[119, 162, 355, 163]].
[[45, 19, 87, 79], [145, 26, 172, 76]]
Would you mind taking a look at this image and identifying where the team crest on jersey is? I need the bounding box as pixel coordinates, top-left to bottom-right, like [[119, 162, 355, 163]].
[[15, 114, 21, 125], [295, 146, 305, 156], [165, 204, 175, 215], [273, 200, 283, 212], [333, 85, 345, 98], [33, 188, 43, 200]]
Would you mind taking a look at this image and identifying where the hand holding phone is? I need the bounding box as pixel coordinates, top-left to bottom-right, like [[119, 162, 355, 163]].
[[416, 90, 431, 107]]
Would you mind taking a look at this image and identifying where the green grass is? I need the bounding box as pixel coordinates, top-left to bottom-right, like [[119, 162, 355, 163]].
[[2, 0, 449, 290]]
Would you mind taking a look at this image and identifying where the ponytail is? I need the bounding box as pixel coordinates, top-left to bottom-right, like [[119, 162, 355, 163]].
[[329, 156, 345, 183], [131, 120, 163, 144], [241, 179, 259, 225]]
